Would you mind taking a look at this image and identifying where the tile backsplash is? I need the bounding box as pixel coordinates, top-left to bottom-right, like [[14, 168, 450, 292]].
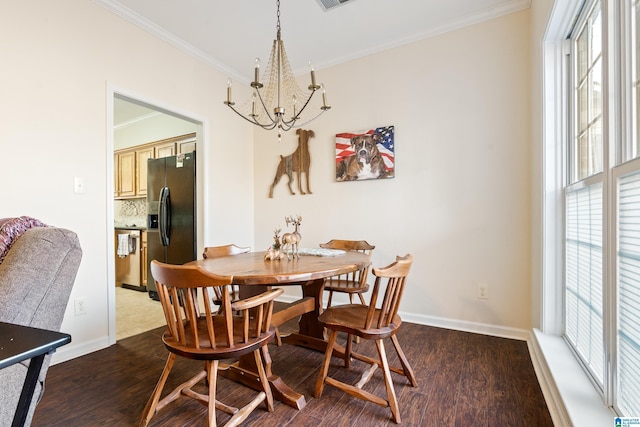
[[114, 198, 147, 228]]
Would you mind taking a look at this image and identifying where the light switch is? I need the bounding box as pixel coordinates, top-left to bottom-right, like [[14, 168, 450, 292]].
[[73, 177, 85, 194]]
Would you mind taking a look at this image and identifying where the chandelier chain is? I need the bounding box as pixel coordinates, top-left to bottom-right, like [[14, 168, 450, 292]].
[[276, 0, 281, 34]]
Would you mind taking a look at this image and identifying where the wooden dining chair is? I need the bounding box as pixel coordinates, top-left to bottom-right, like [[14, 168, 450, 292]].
[[315, 254, 417, 424], [319, 239, 375, 307], [202, 244, 250, 259], [202, 244, 250, 310], [140, 260, 283, 427]]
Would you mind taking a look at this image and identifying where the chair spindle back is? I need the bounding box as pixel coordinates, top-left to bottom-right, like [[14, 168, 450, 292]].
[[365, 254, 413, 330], [319, 239, 375, 290], [150, 260, 282, 353]]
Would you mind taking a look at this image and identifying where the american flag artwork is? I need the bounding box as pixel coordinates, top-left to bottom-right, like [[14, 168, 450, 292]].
[[335, 125, 395, 181]]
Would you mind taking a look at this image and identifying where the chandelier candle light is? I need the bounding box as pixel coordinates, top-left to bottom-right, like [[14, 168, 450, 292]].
[[224, 0, 330, 139]]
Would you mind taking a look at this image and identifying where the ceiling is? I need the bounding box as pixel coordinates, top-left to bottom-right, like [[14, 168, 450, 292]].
[[113, 96, 162, 128], [99, 0, 530, 85]]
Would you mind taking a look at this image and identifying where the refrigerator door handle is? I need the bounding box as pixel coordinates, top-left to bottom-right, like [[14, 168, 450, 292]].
[[158, 186, 171, 247]]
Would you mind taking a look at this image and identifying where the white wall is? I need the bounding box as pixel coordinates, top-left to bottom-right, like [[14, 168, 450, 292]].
[[0, 0, 255, 360], [255, 9, 533, 333]]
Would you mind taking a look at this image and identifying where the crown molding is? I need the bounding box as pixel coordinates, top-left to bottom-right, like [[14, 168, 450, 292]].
[[309, 0, 532, 72], [92, 0, 245, 82], [94, 0, 531, 79]]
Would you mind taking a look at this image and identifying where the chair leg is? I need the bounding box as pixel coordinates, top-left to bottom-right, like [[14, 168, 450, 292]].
[[376, 339, 401, 424], [253, 348, 274, 412], [139, 353, 176, 427], [327, 290, 334, 308], [347, 295, 361, 343], [352, 293, 364, 344], [315, 329, 338, 398], [390, 335, 417, 387], [345, 334, 353, 368], [206, 360, 218, 427], [274, 327, 283, 346]]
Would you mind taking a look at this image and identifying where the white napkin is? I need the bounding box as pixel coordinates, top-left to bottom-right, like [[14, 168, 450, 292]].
[[117, 234, 130, 258]]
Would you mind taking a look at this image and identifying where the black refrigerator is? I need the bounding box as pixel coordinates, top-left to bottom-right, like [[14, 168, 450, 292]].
[[146, 152, 197, 300]]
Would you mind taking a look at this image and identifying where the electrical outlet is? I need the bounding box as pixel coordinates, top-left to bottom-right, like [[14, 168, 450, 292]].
[[74, 297, 88, 316], [73, 176, 85, 194], [478, 283, 489, 299]]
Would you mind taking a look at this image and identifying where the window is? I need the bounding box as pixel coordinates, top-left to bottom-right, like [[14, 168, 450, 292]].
[[616, 0, 640, 415], [565, 182, 604, 386], [617, 171, 640, 414], [562, 0, 640, 416], [564, 0, 605, 393], [573, 2, 603, 181]]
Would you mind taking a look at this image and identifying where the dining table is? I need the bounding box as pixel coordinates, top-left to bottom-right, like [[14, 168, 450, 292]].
[[188, 249, 370, 410]]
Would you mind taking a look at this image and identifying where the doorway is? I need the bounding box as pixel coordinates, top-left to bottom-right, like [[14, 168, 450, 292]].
[[110, 91, 203, 342]]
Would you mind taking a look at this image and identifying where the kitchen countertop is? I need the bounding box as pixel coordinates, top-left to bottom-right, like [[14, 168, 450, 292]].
[[114, 225, 147, 231]]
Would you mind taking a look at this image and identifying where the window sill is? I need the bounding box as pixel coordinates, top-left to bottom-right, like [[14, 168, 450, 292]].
[[531, 329, 614, 426]]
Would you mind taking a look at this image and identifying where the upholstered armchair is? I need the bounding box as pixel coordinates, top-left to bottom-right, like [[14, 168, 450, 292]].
[[0, 221, 82, 426]]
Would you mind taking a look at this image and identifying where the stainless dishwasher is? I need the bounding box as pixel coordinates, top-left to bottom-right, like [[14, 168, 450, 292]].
[[115, 229, 143, 291]]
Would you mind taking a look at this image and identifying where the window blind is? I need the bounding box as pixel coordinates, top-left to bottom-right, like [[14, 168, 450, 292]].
[[565, 183, 604, 386], [618, 171, 640, 414]]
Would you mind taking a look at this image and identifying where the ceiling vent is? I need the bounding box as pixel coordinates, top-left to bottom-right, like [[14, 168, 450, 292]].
[[316, 0, 356, 12]]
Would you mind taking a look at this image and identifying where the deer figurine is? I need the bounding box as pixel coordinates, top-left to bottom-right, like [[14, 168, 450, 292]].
[[264, 227, 282, 261], [281, 215, 302, 260]]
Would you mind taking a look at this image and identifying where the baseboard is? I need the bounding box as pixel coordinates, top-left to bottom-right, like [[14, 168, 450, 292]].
[[399, 311, 530, 341], [50, 336, 111, 365]]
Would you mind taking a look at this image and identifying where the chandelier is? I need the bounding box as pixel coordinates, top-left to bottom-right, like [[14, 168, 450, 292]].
[[224, 0, 330, 138]]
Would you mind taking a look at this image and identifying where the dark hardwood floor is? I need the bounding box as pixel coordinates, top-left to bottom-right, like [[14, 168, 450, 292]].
[[32, 312, 553, 427]]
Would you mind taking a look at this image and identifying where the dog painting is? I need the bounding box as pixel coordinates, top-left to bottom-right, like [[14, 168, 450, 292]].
[[335, 126, 395, 181]]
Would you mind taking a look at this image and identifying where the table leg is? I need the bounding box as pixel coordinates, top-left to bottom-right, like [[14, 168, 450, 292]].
[[280, 278, 330, 352], [221, 346, 307, 410], [221, 278, 336, 410], [220, 283, 307, 409], [221, 279, 327, 410]]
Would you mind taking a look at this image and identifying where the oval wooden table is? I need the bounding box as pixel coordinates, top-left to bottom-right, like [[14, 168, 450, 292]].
[[189, 250, 370, 410]]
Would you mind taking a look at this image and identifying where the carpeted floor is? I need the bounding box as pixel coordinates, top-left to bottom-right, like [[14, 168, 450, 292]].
[[115, 286, 166, 340]]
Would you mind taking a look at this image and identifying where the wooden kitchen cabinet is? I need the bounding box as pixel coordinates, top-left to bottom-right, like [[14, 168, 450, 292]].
[[154, 141, 176, 158], [178, 136, 196, 154], [115, 150, 136, 198], [135, 146, 154, 197], [114, 155, 119, 198], [115, 133, 196, 199], [153, 133, 196, 157], [141, 231, 147, 287]]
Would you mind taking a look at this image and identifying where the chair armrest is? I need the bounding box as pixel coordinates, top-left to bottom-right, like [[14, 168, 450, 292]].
[[230, 288, 284, 311]]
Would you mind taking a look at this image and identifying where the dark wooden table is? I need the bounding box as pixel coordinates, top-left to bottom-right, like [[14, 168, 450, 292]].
[[0, 322, 71, 427], [189, 250, 370, 409]]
